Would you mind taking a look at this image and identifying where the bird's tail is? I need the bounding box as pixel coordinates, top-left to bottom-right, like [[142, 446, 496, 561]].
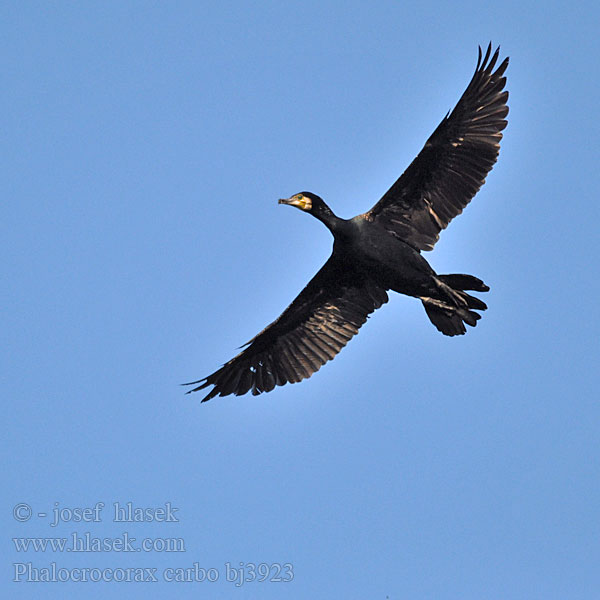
[[421, 274, 489, 336]]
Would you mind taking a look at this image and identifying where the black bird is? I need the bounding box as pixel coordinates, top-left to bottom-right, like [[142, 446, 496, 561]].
[[186, 44, 509, 402]]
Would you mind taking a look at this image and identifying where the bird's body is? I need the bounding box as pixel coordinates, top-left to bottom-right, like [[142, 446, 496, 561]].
[[186, 44, 509, 402], [317, 215, 434, 304], [344, 216, 436, 295]]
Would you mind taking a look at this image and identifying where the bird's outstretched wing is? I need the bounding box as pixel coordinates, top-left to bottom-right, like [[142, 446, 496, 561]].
[[185, 254, 388, 402], [362, 44, 509, 251]]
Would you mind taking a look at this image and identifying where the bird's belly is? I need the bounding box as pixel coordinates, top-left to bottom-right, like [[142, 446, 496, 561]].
[[353, 236, 435, 297]]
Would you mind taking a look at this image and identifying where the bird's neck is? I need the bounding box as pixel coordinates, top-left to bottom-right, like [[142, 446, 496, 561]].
[[315, 206, 352, 238]]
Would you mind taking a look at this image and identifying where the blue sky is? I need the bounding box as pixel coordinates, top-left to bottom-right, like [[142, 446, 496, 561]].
[[3, 1, 599, 598]]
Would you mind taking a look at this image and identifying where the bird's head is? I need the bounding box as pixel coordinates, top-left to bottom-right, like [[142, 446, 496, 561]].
[[279, 191, 341, 232], [278, 191, 326, 214]]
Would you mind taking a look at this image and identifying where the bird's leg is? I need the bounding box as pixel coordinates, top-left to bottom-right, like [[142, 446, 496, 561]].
[[433, 277, 468, 308]]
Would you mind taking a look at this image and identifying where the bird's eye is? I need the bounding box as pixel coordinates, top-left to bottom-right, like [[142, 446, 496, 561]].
[[296, 194, 304, 200]]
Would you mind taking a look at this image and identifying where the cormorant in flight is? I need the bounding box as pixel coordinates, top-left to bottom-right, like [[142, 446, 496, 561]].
[[186, 44, 509, 402]]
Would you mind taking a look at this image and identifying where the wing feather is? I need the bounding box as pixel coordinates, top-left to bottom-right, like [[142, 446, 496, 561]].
[[362, 44, 509, 251], [185, 254, 389, 401]]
